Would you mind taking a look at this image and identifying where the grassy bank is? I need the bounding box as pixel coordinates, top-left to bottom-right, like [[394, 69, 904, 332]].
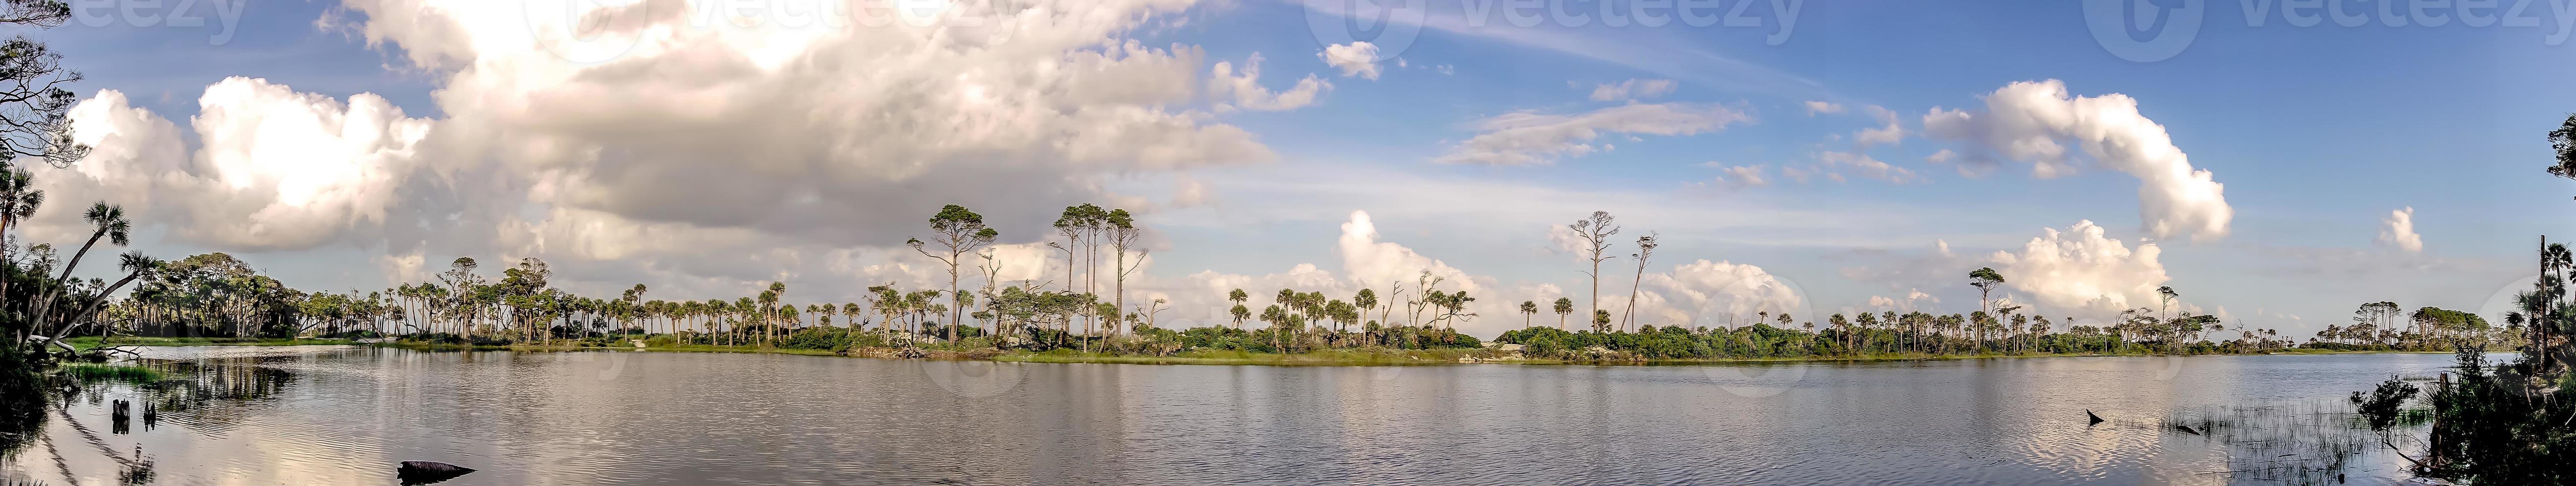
[[1612, 347, 2438, 364], [63, 336, 355, 351], [993, 348, 1477, 365], [373, 341, 866, 357], [985, 347, 2451, 367], [91, 337, 2445, 366]]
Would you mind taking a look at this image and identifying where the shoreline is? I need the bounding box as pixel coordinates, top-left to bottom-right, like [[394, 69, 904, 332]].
[[72, 336, 2451, 367]]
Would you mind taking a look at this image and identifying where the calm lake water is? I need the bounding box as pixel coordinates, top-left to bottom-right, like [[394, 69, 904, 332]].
[[4, 347, 2456, 486]]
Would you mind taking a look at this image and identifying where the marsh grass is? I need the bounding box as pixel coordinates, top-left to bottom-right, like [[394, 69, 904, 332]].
[[2157, 400, 2421, 486], [59, 364, 167, 384]]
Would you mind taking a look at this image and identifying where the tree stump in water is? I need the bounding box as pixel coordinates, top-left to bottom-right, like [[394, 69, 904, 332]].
[[398, 461, 477, 485]]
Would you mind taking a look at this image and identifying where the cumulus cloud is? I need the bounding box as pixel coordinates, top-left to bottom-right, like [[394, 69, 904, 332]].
[[35, 0, 1332, 307], [1921, 80, 2233, 242], [2379, 207, 2423, 253], [1338, 210, 1478, 292], [1985, 220, 2170, 313], [1803, 101, 1844, 115], [1588, 78, 1677, 102], [1628, 259, 1804, 328], [315, 0, 1277, 251], [1210, 53, 1332, 111], [1435, 103, 1751, 165], [1318, 42, 1382, 80], [1153, 210, 1578, 336], [43, 78, 432, 250]]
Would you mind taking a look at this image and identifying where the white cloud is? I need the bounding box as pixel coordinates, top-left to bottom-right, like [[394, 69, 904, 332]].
[[1853, 105, 1905, 148], [1780, 165, 1816, 184], [1434, 64, 1455, 75], [1170, 177, 1212, 208], [1588, 78, 1677, 102], [1210, 53, 1332, 112], [1318, 42, 1382, 80], [1154, 210, 1576, 335], [1816, 151, 1916, 183], [1922, 80, 2233, 242], [1545, 223, 1590, 262], [374, 250, 428, 285], [1711, 163, 1769, 188], [1435, 103, 1751, 165], [1985, 220, 2170, 314], [1865, 288, 1937, 311], [39, 0, 1325, 310], [1339, 210, 1478, 292], [315, 0, 1276, 251], [1630, 259, 1804, 328], [44, 79, 432, 250], [1803, 101, 1844, 116], [2379, 206, 2424, 253]]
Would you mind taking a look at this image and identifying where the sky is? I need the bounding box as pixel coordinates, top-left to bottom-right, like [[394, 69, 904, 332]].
[[11, 0, 2576, 339]]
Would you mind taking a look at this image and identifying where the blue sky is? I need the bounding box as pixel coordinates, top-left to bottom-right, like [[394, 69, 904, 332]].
[[16, 0, 2575, 337]]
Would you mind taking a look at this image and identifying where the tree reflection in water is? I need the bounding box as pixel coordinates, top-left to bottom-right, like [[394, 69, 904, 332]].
[[4, 356, 299, 486]]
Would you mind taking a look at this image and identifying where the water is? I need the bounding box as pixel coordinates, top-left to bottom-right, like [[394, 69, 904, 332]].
[[4, 347, 2456, 486]]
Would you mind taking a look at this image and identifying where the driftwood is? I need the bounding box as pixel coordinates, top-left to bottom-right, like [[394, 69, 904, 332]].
[[398, 461, 477, 485]]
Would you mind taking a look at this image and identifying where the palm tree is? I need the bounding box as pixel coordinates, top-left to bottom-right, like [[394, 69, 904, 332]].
[[0, 166, 41, 303], [54, 251, 159, 346], [1519, 301, 1538, 328], [1227, 288, 1249, 329], [1554, 297, 1574, 330], [36, 202, 129, 329]]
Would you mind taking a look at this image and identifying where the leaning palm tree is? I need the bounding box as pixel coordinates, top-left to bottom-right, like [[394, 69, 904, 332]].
[[55, 202, 130, 285], [34, 202, 129, 330], [43, 251, 158, 353]]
